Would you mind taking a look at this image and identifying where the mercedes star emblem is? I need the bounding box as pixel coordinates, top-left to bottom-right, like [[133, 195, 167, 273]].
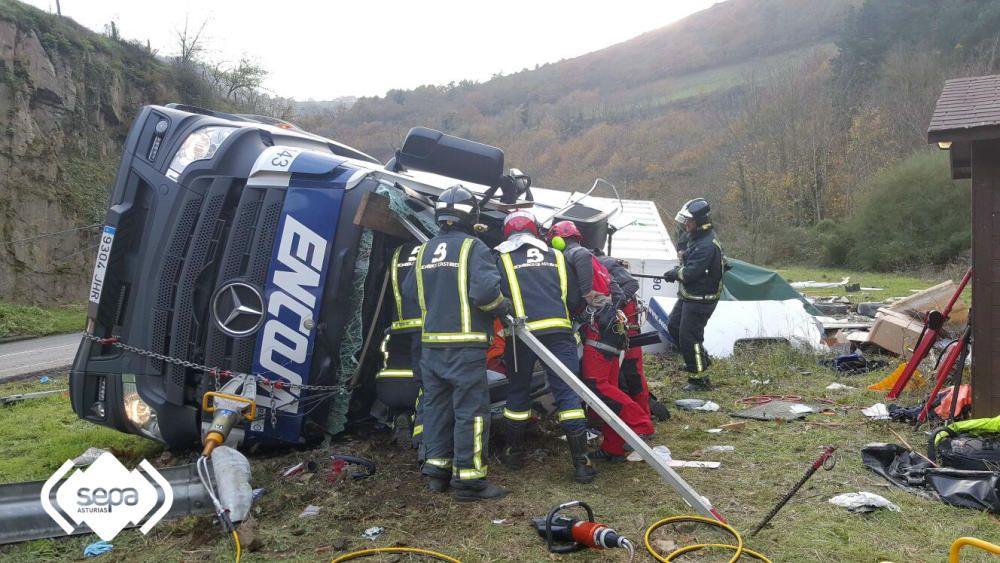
[[211, 282, 265, 337]]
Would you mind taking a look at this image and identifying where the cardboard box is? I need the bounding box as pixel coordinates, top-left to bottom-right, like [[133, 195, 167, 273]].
[[868, 309, 925, 357], [890, 280, 969, 333]]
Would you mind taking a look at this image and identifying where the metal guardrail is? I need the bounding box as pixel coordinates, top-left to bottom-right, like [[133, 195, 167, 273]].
[[0, 462, 214, 545]]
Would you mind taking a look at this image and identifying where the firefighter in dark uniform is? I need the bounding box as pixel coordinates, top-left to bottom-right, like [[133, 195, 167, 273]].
[[495, 211, 596, 484], [374, 242, 424, 451], [548, 221, 654, 462], [664, 198, 724, 391], [402, 185, 514, 501]]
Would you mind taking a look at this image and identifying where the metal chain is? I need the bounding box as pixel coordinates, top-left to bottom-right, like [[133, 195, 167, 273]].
[[79, 333, 350, 394]]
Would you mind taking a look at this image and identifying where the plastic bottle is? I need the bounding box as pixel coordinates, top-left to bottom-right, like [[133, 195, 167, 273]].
[[211, 446, 253, 522]]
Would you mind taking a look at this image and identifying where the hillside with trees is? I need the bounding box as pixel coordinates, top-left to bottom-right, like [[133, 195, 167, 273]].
[[301, 0, 1000, 269]]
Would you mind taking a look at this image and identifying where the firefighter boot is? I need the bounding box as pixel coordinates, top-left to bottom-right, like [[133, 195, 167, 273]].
[[500, 423, 527, 470], [566, 429, 597, 484], [452, 479, 511, 502], [427, 476, 450, 493]]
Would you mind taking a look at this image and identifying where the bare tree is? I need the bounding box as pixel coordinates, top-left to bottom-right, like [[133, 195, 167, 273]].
[[175, 15, 208, 64], [219, 57, 268, 103]]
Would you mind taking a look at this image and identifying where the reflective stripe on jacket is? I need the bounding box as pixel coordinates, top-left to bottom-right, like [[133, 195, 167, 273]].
[[410, 230, 504, 348], [677, 225, 724, 302], [390, 244, 423, 333], [497, 243, 575, 335]]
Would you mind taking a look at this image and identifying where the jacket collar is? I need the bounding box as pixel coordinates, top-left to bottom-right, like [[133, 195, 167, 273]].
[[495, 233, 549, 254]]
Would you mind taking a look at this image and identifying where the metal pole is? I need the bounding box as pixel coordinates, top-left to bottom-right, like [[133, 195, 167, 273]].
[[509, 317, 724, 521], [749, 446, 836, 536]]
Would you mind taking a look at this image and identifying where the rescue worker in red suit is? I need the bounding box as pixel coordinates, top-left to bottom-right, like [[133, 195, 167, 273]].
[[547, 221, 655, 461], [496, 211, 596, 484], [596, 253, 653, 424]]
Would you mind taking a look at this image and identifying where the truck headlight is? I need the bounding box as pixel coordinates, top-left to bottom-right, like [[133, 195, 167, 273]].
[[167, 126, 235, 179], [122, 374, 163, 441]]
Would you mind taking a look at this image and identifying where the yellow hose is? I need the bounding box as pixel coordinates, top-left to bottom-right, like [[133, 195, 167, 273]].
[[331, 547, 461, 562], [643, 515, 771, 563], [232, 530, 241, 563]]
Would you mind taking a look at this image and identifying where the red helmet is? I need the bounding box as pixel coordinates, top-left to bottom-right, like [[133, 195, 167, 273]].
[[503, 210, 539, 239], [547, 220, 582, 243]]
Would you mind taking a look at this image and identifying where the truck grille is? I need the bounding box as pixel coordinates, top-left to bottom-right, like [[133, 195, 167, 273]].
[[149, 180, 285, 404]]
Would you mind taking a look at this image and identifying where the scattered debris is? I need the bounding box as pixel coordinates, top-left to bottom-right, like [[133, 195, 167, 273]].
[[282, 460, 318, 478], [626, 452, 721, 468], [362, 526, 385, 540], [857, 302, 885, 318], [733, 401, 816, 421], [750, 379, 771, 385], [888, 280, 969, 333], [252, 488, 266, 500], [828, 492, 900, 513], [791, 278, 850, 289], [813, 302, 849, 316], [0, 388, 66, 406], [72, 447, 110, 467], [861, 403, 890, 420], [702, 445, 735, 453], [83, 540, 113, 558], [820, 352, 889, 375], [868, 310, 925, 356], [868, 364, 925, 392], [675, 399, 706, 410], [652, 446, 673, 462], [299, 505, 321, 518], [706, 428, 723, 434], [38, 376, 51, 384], [826, 383, 855, 390], [492, 519, 508, 525], [694, 401, 720, 412], [863, 443, 1000, 512], [720, 422, 748, 431]]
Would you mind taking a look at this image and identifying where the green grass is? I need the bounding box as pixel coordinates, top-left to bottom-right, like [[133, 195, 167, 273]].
[[2, 347, 1000, 562], [0, 302, 87, 338], [0, 376, 161, 483]]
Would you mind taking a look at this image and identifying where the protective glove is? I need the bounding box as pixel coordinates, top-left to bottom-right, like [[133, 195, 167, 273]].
[[494, 297, 515, 321], [663, 267, 679, 283]]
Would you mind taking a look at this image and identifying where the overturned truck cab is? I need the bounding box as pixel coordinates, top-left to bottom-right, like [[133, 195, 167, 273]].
[[71, 104, 677, 451]]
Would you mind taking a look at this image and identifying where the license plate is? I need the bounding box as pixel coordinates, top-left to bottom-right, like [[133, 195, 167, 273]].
[[89, 226, 116, 304]]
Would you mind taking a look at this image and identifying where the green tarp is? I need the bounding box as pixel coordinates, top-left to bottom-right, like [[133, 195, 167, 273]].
[[721, 258, 820, 315]]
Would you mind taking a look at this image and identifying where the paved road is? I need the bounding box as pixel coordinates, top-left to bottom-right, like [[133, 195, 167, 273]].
[[0, 333, 80, 382]]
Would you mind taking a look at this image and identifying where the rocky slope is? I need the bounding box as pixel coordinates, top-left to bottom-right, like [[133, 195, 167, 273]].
[[0, 2, 176, 303]]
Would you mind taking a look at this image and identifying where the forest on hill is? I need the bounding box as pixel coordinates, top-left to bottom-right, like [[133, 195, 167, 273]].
[[299, 0, 1000, 270]]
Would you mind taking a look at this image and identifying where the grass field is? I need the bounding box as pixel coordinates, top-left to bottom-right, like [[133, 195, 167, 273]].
[[0, 302, 87, 339], [2, 343, 999, 562]]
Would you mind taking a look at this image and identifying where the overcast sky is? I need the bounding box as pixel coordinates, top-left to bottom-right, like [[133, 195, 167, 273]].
[[22, 0, 721, 100]]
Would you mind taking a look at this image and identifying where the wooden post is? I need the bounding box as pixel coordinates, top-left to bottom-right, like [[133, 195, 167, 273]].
[[970, 139, 1000, 417]]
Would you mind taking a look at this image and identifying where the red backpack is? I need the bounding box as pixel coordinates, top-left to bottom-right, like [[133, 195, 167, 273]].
[[590, 255, 612, 297], [565, 246, 612, 297]]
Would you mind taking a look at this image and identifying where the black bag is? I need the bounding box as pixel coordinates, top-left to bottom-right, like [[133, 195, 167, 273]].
[[929, 427, 1000, 471], [862, 443, 1000, 513]]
